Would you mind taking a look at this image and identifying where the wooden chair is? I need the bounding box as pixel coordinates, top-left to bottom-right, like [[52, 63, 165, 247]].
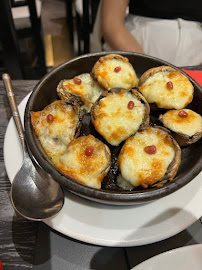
[[66, 0, 101, 55], [0, 0, 46, 79]]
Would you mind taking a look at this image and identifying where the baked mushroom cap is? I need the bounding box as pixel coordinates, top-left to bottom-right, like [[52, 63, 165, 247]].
[[118, 126, 181, 188], [159, 109, 202, 146], [91, 54, 139, 90], [91, 88, 150, 146], [138, 66, 194, 110], [53, 135, 111, 189], [31, 100, 84, 159], [57, 73, 105, 112]]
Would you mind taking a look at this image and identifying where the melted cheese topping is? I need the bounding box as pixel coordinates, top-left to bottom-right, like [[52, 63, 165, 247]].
[[118, 127, 175, 187], [95, 58, 138, 90], [93, 91, 146, 146], [139, 70, 193, 109], [54, 135, 110, 189], [62, 73, 104, 112], [31, 100, 80, 159], [160, 109, 202, 136], [116, 174, 134, 190]]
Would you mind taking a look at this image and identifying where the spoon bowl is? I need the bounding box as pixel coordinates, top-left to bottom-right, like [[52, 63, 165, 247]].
[[11, 152, 64, 220], [3, 73, 64, 221]]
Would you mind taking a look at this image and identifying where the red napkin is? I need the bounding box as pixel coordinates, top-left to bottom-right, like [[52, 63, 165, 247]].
[[182, 69, 202, 87]]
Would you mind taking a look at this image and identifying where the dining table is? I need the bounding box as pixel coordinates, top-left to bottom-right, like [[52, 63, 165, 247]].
[[0, 66, 202, 270]]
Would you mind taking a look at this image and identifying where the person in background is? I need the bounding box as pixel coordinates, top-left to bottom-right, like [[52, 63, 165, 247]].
[[100, 0, 202, 66]]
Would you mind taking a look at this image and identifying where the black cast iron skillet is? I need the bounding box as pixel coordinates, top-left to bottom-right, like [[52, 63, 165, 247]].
[[24, 52, 202, 205]]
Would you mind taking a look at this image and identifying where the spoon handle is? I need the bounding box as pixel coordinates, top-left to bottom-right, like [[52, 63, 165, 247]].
[[2, 73, 26, 153]]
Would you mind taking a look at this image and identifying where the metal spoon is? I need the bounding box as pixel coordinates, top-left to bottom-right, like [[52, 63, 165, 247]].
[[3, 73, 64, 221]]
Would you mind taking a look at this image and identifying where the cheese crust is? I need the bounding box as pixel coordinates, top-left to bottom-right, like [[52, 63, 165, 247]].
[[159, 109, 202, 146], [159, 109, 202, 137], [138, 66, 194, 109], [31, 100, 83, 159], [92, 54, 139, 90], [91, 88, 150, 146], [57, 73, 104, 112], [118, 126, 181, 187], [54, 135, 111, 189]]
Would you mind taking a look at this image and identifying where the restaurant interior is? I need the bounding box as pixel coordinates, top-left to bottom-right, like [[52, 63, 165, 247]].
[[0, 1, 202, 270], [0, 0, 100, 79]]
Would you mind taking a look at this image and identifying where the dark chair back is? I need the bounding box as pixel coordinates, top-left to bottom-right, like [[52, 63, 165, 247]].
[[0, 0, 46, 79], [66, 0, 100, 55]]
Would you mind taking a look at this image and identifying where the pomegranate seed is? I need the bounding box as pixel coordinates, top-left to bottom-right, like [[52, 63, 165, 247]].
[[114, 66, 121, 72], [47, 114, 54, 123], [128, 101, 134, 109], [178, 110, 188, 118], [73, 77, 82, 85], [144, 145, 157, 154], [166, 81, 173, 90], [85, 146, 94, 156]]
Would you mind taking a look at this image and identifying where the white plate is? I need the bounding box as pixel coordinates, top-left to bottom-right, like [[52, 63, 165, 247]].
[[131, 244, 202, 270], [4, 95, 202, 247]]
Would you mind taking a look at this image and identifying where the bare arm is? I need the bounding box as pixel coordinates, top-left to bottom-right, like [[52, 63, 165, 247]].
[[101, 0, 144, 53]]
